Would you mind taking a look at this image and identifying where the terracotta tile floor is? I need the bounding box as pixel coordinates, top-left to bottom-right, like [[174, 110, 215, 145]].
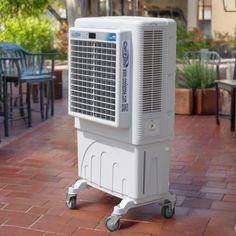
[[1, 106, 236, 235]]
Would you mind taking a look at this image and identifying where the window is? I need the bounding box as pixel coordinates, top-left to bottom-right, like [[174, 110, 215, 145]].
[[99, 0, 144, 16], [198, 0, 212, 20]]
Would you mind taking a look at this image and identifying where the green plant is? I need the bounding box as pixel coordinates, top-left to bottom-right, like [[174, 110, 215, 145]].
[[176, 21, 192, 59], [176, 61, 217, 89], [54, 24, 68, 59], [213, 31, 234, 45], [0, 16, 56, 52], [0, 0, 50, 20], [176, 21, 212, 59], [211, 31, 235, 57]]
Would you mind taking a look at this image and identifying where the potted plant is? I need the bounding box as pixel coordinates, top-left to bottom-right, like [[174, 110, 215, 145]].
[[176, 60, 217, 115], [175, 66, 194, 115]]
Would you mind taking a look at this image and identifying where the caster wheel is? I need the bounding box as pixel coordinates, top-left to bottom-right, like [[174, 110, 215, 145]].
[[105, 216, 121, 232], [161, 204, 175, 219], [66, 195, 77, 209]]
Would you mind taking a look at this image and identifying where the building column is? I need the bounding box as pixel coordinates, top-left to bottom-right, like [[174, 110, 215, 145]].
[[187, 0, 198, 30], [65, 0, 88, 27]]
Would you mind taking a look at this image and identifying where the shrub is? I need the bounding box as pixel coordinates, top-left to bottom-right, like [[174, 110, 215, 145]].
[[176, 61, 217, 89], [211, 31, 235, 58], [0, 16, 56, 52], [54, 24, 68, 59], [176, 21, 212, 60]]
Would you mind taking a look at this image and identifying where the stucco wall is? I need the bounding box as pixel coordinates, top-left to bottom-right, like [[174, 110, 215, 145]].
[[187, 0, 198, 29], [212, 1, 236, 37]]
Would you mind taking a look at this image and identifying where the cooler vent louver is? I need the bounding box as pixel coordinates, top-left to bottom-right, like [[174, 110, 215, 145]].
[[70, 39, 117, 121], [143, 30, 163, 113]]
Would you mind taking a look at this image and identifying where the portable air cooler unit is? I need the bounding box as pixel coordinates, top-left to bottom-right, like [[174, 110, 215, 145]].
[[66, 16, 176, 231]]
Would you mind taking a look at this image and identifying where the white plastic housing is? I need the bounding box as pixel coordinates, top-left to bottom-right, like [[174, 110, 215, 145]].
[[69, 16, 176, 202], [77, 130, 170, 201], [69, 16, 176, 145]]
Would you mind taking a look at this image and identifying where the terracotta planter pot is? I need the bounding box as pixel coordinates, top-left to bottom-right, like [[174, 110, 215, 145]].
[[31, 70, 63, 102], [175, 88, 193, 115], [54, 70, 63, 99], [195, 88, 216, 115]]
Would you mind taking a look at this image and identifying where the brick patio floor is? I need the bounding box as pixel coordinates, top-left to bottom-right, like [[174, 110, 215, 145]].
[[0, 110, 236, 235]]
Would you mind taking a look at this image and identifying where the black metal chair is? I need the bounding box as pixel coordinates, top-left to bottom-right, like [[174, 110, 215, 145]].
[[0, 43, 56, 137], [0, 57, 24, 138], [183, 50, 221, 114], [183, 50, 221, 77], [0, 58, 7, 141], [215, 58, 236, 131]]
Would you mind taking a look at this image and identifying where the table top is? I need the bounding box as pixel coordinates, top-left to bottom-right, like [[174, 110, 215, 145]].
[[215, 80, 236, 87]]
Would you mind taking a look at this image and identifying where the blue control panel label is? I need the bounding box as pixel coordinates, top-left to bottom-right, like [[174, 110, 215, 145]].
[[70, 31, 81, 38], [106, 33, 116, 42], [71, 31, 116, 42]]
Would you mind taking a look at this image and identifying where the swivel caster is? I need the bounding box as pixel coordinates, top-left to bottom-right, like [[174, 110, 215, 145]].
[[66, 194, 77, 209], [161, 201, 175, 219], [105, 215, 121, 232]]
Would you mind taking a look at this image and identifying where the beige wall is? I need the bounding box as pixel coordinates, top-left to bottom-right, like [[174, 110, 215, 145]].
[[187, 0, 198, 29], [211, 1, 236, 37], [145, 0, 236, 38], [110, 0, 236, 38]]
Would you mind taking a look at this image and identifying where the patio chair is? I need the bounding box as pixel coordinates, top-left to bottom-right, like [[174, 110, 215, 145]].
[[215, 58, 236, 131], [0, 57, 23, 139], [183, 50, 221, 77], [183, 50, 221, 114], [0, 43, 56, 137]]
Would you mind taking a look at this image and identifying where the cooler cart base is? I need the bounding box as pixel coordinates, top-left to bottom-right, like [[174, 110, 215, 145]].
[[66, 179, 176, 232]]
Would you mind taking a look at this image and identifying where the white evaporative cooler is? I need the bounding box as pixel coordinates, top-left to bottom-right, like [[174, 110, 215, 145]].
[[66, 16, 176, 231]]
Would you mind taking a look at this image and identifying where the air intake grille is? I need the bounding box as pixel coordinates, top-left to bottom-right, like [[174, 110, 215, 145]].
[[143, 30, 163, 113], [70, 39, 116, 121]]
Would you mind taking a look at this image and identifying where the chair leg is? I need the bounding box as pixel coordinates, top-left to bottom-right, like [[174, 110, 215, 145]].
[[216, 83, 220, 125], [9, 83, 13, 121], [3, 80, 9, 137], [40, 82, 44, 120], [26, 83, 32, 128], [50, 80, 54, 116], [230, 88, 236, 132], [19, 82, 25, 119], [45, 81, 50, 120], [19, 82, 26, 122]]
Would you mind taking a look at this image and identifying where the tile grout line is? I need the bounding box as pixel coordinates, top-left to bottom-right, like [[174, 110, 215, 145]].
[[28, 214, 44, 229], [1, 224, 46, 234], [0, 110, 67, 148], [234, 213, 236, 230], [202, 217, 211, 236]]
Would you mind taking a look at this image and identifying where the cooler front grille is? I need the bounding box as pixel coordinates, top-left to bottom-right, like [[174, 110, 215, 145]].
[[143, 30, 163, 113], [70, 39, 116, 121]]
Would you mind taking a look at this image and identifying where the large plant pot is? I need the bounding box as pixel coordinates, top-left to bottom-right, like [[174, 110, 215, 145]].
[[175, 88, 193, 115], [54, 70, 63, 99], [195, 88, 216, 115], [31, 70, 63, 102]]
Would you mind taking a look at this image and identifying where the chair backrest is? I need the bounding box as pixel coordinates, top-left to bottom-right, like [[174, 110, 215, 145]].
[[0, 43, 45, 74], [0, 43, 26, 74], [0, 57, 21, 78], [184, 50, 221, 80], [184, 50, 221, 65]]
